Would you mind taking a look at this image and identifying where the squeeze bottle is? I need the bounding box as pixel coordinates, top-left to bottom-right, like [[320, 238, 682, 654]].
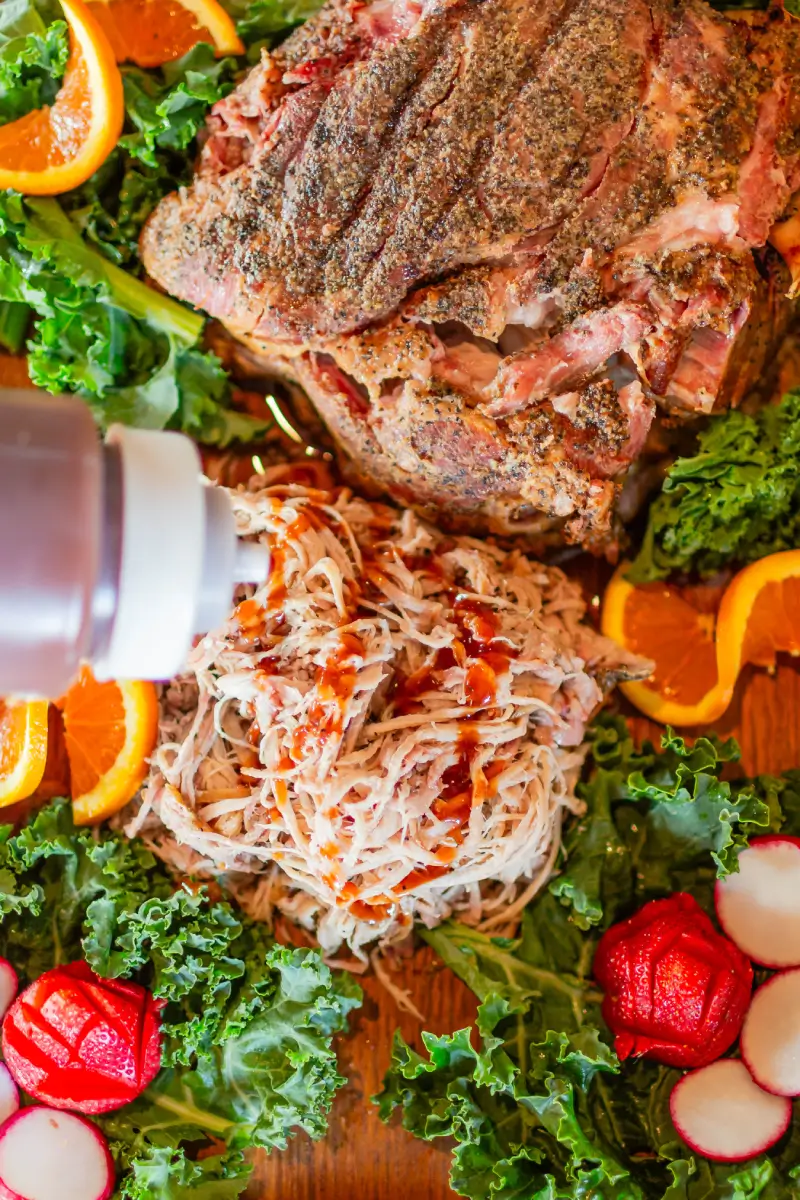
[[0, 390, 270, 698]]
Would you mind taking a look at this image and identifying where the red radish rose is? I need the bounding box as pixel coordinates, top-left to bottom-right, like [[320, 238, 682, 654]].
[[594, 893, 753, 1067], [2, 961, 162, 1114]]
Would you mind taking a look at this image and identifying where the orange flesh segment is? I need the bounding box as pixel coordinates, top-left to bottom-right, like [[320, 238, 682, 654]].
[[604, 551, 800, 726], [59, 666, 158, 823], [0, 700, 49, 806], [62, 668, 127, 797], [741, 577, 800, 667], [0, 705, 31, 779], [90, 0, 218, 66], [0, 43, 91, 170], [622, 581, 719, 706]]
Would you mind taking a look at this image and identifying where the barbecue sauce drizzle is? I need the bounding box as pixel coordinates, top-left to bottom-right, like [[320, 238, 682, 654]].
[[235, 503, 520, 916]]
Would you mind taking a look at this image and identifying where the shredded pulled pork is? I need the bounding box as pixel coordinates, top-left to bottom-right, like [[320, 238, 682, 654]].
[[132, 481, 648, 954]]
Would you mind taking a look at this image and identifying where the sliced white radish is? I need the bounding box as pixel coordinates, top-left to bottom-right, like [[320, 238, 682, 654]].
[[741, 968, 800, 1097], [0, 1108, 113, 1200], [716, 836, 800, 967], [0, 1068, 18, 1129], [670, 1059, 791, 1162], [0, 964, 17, 1023]]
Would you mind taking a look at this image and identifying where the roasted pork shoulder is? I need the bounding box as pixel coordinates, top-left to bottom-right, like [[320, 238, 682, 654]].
[[142, 0, 800, 548]]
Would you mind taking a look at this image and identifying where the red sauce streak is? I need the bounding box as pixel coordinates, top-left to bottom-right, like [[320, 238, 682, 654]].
[[339, 879, 396, 919], [390, 595, 519, 718], [268, 537, 288, 610], [401, 553, 448, 580], [432, 726, 481, 826], [453, 596, 518, 659], [453, 596, 499, 649], [432, 732, 509, 829], [265, 505, 329, 614], [389, 649, 452, 715], [235, 597, 265, 642], [463, 658, 497, 707], [435, 843, 458, 864], [396, 865, 449, 893], [290, 633, 364, 763], [363, 562, 391, 598], [454, 595, 520, 708], [349, 899, 393, 922], [318, 633, 363, 703]]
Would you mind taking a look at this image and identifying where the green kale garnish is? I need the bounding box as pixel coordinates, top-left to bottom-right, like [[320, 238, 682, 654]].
[[630, 392, 800, 583], [0, 798, 361, 1200]]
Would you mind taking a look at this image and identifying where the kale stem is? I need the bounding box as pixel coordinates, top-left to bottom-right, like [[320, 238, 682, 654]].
[[51, 908, 63, 968], [148, 1086, 233, 1137], [422, 926, 586, 1004], [0, 300, 29, 354], [515, 1012, 527, 1082], [27, 198, 205, 345]]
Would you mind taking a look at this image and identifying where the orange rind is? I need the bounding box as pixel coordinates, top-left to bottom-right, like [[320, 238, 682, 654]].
[[0, 700, 49, 807], [61, 666, 159, 825], [602, 551, 800, 726], [0, 0, 124, 196], [88, 0, 244, 66]]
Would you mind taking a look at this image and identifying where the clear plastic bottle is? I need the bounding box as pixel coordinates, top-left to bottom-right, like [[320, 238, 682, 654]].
[[0, 389, 269, 698]]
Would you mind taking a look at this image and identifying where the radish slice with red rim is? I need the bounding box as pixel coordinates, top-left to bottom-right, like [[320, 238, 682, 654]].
[[0, 1067, 18, 1129], [741, 968, 800, 1097], [670, 1059, 791, 1162], [0, 1108, 114, 1200], [0, 964, 17, 1023], [716, 836, 800, 967]]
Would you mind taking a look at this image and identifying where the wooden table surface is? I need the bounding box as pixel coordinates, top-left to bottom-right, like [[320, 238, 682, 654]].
[[4, 352, 796, 1198], [249, 659, 800, 1200]]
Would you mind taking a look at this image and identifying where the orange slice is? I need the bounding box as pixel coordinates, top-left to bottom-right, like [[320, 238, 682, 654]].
[[88, 0, 244, 66], [61, 666, 158, 825], [602, 551, 800, 726], [0, 700, 49, 808], [0, 0, 123, 196]]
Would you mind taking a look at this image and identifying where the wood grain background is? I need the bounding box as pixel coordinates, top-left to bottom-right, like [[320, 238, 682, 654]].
[[249, 660, 800, 1199]]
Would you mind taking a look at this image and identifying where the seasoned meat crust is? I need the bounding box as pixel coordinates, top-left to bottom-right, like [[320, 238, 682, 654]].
[[142, 0, 800, 547]]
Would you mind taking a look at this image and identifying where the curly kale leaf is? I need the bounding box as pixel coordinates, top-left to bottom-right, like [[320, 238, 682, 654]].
[[0, 192, 267, 444], [629, 392, 800, 582], [0, 800, 361, 1200], [0, 0, 68, 127]]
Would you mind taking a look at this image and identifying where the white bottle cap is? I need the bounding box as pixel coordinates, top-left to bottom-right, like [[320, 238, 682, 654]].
[[93, 425, 269, 682]]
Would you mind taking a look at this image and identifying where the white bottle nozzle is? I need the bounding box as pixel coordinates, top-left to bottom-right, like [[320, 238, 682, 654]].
[[93, 425, 270, 682], [235, 539, 271, 585], [0, 391, 271, 697]]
